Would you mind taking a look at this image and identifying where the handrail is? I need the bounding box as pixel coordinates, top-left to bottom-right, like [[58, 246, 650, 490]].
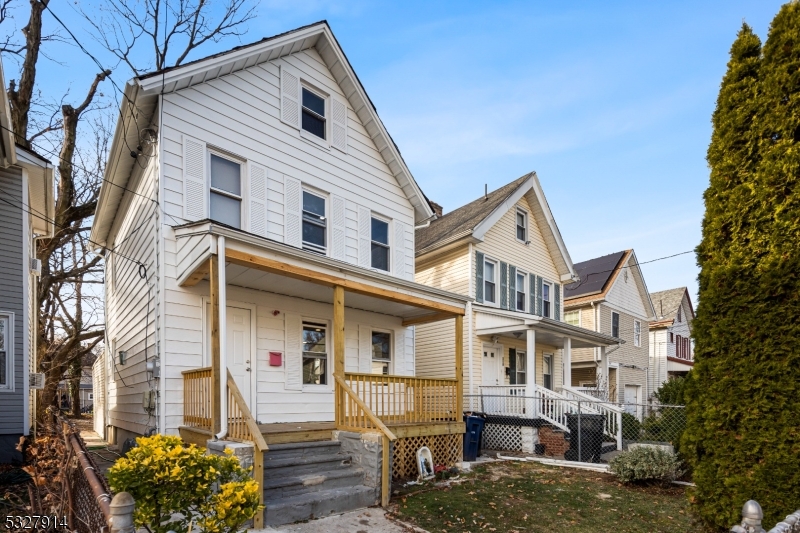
[[225, 370, 266, 529], [561, 386, 624, 450], [182, 367, 213, 431], [344, 371, 458, 383], [334, 374, 396, 508], [334, 374, 397, 441]]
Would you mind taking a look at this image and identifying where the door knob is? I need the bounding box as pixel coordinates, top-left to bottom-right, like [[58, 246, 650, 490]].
[[246, 367, 251, 372]]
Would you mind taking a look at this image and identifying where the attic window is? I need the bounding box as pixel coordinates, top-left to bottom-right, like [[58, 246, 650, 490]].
[[302, 88, 326, 140], [677, 306, 682, 322], [516, 209, 528, 242]]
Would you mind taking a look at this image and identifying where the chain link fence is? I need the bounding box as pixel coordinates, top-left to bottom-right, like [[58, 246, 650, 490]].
[[465, 393, 686, 465]]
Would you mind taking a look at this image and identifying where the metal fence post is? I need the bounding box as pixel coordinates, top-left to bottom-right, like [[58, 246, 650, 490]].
[[730, 500, 765, 533], [577, 400, 582, 462], [108, 492, 135, 533]]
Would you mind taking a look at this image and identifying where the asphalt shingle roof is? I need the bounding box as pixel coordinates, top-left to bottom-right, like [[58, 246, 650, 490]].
[[563, 251, 627, 299], [650, 287, 688, 320], [415, 174, 531, 253]]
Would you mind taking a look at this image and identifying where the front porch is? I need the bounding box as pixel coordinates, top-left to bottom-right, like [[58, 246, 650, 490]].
[[173, 221, 469, 525], [466, 308, 625, 457]]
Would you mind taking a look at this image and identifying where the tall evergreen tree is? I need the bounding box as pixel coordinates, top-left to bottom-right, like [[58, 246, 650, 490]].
[[686, 8, 800, 529]]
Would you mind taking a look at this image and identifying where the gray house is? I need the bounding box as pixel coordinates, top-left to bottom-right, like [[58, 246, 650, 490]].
[[0, 58, 55, 461]]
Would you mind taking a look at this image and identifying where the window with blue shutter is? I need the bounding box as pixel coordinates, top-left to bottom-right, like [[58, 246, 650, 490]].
[[500, 262, 508, 310], [508, 265, 516, 310], [529, 273, 536, 315], [536, 276, 543, 315], [475, 251, 484, 303], [554, 284, 561, 321], [509, 347, 516, 385]]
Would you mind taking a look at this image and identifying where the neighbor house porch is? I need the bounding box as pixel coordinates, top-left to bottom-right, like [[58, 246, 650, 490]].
[[171, 221, 469, 523]]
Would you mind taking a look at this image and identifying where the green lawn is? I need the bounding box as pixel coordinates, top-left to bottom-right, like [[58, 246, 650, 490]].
[[392, 461, 693, 533]]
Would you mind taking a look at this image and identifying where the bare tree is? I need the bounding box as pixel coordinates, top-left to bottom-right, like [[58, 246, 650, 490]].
[[3, 0, 254, 421]]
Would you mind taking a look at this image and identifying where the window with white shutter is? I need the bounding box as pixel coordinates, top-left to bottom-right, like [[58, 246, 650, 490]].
[[280, 64, 301, 129], [248, 162, 268, 238], [284, 176, 302, 248], [331, 96, 348, 152], [358, 206, 371, 268], [183, 136, 207, 221], [331, 195, 346, 261], [284, 313, 303, 391], [358, 325, 372, 373]]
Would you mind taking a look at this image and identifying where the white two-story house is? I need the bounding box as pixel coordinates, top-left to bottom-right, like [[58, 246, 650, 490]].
[[649, 287, 694, 391], [89, 22, 468, 525]]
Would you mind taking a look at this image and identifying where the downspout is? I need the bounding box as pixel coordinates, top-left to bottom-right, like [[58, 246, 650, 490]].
[[467, 243, 474, 395], [216, 236, 228, 440]]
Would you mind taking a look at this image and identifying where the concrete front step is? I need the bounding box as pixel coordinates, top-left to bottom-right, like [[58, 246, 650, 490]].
[[262, 467, 366, 500], [263, 484, 378, 526], [264, 440, 342, 460], [263, 452, 353, 478]]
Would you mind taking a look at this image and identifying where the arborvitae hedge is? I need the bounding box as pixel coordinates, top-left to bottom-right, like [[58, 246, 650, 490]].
[[685, 8, 800, 530]]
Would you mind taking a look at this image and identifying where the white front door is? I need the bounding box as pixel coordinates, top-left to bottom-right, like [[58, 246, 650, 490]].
[[482, 347, 500, 386], [624, 385, 639, 418], [207, 305, 253, 410]]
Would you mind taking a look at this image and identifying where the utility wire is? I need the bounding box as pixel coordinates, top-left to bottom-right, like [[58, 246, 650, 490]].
[[567, 250, 695, 290]]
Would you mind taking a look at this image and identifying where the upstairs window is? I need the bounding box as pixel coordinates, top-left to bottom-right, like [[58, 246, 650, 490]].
[[564, 310, 580, 327], [677, 306, 682, 322], [612, 312, 620, 338], [515, 271, 526, 311], [302, 88, 326, 140], [634, 320, 641, 347], [542, 283, 552, 317], [302, 190, 327, 254], [371, 217, 390, 271], [484, 259, 497, 304], [669, 332, 674, 343], [0, 315, 9, 389], [302, 322, 327, 385], [371, 331, 391, 375], [209, 153, 242, 229], [516, 209, 528, 242]]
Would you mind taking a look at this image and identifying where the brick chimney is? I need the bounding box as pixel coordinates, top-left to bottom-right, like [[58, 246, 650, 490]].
[[430, 201, 443, 217]]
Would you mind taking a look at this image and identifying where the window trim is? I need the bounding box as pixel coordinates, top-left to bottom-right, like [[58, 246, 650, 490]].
[[483, 257, 499, 306], [515, 207, 529, 244], [634, 320, 641, 347], [370, 214, 391, 272], [301, 187, 328, 255], [208, 149, 244, 229], [542, 281, 553, 318], [370, 328, 393, 375], [0, 312, 14, 392], [302, 320, 330, 388], [542, 353, 553, 390], [514, 350, 527, 385], [611, 311, 620, 338], [300, 85, 331, 149], [514, 269, 527, 312], [564, 310, 581, 327]]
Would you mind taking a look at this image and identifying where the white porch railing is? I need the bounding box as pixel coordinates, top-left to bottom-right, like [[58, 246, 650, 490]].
[[471, 386, 528, 416], [561, 386, 623, 450]]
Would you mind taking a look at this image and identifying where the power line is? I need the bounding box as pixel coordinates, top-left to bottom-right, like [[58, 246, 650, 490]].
[[567, 250, 695, 291]]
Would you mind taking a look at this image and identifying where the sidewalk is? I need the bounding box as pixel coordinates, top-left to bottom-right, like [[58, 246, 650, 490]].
[[251, 508, 422, 533]]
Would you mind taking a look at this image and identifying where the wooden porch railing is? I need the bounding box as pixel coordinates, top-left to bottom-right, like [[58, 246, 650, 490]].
[[334, 375, 397, 507], [342, 372, 459, 424], [183, 367, 212, 431], [181, 368, 267, 528]]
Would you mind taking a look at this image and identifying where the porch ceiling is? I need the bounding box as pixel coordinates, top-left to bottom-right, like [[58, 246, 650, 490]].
[[175, 221, 469, 321]]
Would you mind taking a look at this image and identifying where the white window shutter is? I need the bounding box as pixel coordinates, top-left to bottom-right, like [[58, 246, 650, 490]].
[[404, 223, 414, 281], [331, 194, 346, 261], [248, 162, 268, 238], [393, 221, 406, 278], [284, 176, 302, 248], [284, 313, 302, 391], [331, 96, 348, 153], [358, 206, 371, 268], [183, 136, 207, 221], [394, 328, 406, 376], [358, 324, 371, 373], [280, 64, 301, 129]]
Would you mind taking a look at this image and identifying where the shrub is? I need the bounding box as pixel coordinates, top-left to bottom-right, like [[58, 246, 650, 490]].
[[621, 412, 641, 441], [106, 434, 261, 533], [651, 376, 687, 406], [609, 446, 683, 484], [641, 408, 687, 454]]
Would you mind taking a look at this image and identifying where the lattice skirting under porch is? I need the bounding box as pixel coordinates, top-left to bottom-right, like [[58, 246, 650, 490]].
[[482, 423, 522, 452], [391, 434, 462, 480]]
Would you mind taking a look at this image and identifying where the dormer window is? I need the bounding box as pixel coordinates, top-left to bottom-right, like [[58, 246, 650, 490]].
[[302, 88, 326, 140], [209, 153, 242, 229]]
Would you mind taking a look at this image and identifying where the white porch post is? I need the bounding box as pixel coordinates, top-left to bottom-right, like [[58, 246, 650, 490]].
[[526, 329, 536, 418], [217, 236, 228, 439], [563, 337, 572, 389]]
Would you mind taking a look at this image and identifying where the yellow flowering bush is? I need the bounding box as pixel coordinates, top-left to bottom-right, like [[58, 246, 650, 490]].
[[106, 434, 262, 533]]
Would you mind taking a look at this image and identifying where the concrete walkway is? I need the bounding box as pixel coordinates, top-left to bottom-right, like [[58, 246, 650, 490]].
[[251, 508, 421, 533]]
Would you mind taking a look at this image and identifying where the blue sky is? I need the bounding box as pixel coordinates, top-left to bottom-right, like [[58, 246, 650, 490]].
[[14, 0, 785, 304]]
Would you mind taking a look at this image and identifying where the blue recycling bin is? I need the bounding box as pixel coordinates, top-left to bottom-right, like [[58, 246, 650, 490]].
[[463, 415, 486, 461]]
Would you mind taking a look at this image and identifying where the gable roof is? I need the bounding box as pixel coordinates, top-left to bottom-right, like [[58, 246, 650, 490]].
[[650, 287, 694, 323], [564, 251, 627, 300], [415, 172, 576, 281], [90, 21, 434, 249]]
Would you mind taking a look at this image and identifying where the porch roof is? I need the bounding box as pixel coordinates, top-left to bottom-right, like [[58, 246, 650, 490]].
[[174, 220, 469, 321], [474, 307, 622, 349]]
